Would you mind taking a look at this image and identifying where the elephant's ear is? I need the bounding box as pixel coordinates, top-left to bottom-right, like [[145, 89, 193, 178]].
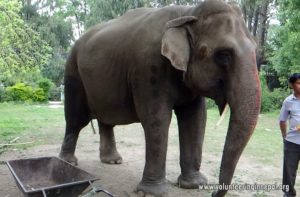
[[166, 16, 197, 28], [161, 16, 197, 72]]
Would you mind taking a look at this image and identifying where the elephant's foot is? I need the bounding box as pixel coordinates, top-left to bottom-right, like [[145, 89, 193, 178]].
[[100, 151, 122, 164], [136, 180, 167, 197], [212, 189, 227, 197], [178, 172, 208, 189], [59, 152, 78, 165]]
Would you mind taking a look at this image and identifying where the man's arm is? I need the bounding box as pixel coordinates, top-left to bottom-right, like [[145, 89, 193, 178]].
[[280, 121, 287, 138], [279, 99, 289, 139]]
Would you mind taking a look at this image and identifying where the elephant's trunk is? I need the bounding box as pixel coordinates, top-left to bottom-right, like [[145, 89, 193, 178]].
[[215, 51, 261, 197]]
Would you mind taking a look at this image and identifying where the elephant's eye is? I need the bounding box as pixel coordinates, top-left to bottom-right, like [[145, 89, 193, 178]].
[[213, 49, 233, 68]]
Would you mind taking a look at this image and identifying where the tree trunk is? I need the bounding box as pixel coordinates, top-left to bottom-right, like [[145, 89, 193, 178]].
[[252, 6, 260, 37], [83, 0, 87, 16], [26, 0, 31, 21], [247, 7, 254, 32], [256, 0, 269, 70], [258, 1, 269, 48], [70, 0, 82, 37], [242, 4, 248, 23]]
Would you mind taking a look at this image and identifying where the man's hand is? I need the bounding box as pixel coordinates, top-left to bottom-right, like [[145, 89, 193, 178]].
[[280, 121, 287, 138]]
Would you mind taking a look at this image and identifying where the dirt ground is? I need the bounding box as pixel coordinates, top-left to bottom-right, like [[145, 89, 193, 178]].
[[0, 119, 294, 197]]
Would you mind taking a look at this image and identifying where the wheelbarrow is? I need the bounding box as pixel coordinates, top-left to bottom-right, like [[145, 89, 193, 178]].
[[6, 157, 114, 197]]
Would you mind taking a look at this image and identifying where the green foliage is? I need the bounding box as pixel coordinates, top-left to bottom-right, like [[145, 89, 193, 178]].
[[20, 0, 73, 86], [84, 0, 201, 28], [85, 0, 149, 28], [41, 51, 65, 86], [268, 0, 300, 84], [151, 0, 200, 7], [1, 78, 57, 102], [261, 88, 290, 113], [37, 78, 54, 98], [0, 0, 52, 86], [0, 84, 5, 102], [206, 98, 218, 109], [260, 72, 291, 113], [32, 88, 47, 102], [21, 0, 74, 50], [5, 83, 47, 102], [6, 83, 34, 102], [49, 86, 61, 101]]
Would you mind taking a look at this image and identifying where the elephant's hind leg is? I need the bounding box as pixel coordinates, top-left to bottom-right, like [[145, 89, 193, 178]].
[[59, 75, 90, 165], [98, 121, 122, 164]]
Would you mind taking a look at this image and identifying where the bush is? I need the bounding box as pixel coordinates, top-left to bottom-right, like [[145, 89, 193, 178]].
[[49, 86, 61, 101], [32, 88, 47, 102], [0, 84, 5, 102], [206, 98, 217, 109], [6, 83, 34, 102], [37, 78, 54, 98], [259, 71, 291, 113], [5, 83, 47, 102], [261, 88, 291, 113]]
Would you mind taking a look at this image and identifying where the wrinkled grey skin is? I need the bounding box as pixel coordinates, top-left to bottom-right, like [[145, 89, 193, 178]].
[[59, 0, 261, 196]]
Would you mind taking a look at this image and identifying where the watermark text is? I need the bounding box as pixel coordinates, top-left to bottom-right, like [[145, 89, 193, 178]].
[[199, 183, 289, 192]]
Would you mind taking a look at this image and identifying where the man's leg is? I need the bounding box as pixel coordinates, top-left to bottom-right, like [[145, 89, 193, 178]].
[[282, 140, 300, 197]]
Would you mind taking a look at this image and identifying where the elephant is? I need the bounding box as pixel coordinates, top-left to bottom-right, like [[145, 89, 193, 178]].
[[59, 0, 261, 196]]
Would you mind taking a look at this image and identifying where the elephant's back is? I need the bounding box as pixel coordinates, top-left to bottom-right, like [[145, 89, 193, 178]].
[[76, 5, 193, 85], [79, 8, 159, 46], [78, 6, 192, 56], [72, 6, 192, 125], [75, 5, 192, 82]]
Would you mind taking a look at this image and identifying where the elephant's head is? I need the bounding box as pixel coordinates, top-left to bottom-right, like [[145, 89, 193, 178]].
[[161, 0, 261, 196]]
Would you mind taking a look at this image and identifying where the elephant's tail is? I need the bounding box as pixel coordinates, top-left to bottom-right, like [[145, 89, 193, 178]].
[[90, 119, 96, 134]]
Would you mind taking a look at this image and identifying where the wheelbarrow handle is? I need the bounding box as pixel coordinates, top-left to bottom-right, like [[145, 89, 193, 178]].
[[80, 180, 114, 197], [93, 188, 114, 197], [40, 182, 114, 197], [42, 189, 47, 197]]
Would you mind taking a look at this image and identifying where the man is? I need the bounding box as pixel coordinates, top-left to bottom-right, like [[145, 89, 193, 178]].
[[279, 73, 300, 197]]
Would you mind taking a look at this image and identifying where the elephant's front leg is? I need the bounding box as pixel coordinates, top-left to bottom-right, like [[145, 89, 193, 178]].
[[135, 103, 172, 197], [175, 97, 208, 188]]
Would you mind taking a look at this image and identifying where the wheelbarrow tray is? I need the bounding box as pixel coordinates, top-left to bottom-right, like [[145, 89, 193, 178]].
[[6, 157, 98, 197]]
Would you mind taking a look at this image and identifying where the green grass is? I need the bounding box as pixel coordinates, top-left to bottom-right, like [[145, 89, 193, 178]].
[[245, 112, 283, 164], [0, 102, 65, 153], [203, 108, 282, 165]]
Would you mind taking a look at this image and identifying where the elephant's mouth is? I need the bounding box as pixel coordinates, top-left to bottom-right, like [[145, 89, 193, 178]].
[[204, 79, 227, 115], [183, 70, 227, 114], [215, 95, 227, 115]]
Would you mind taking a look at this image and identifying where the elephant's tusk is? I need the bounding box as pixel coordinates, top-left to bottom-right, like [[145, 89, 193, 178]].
[[214, 103, 228, 129]]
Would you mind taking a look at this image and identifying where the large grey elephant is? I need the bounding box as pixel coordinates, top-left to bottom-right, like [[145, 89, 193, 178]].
[[59, 0, 261, 196]]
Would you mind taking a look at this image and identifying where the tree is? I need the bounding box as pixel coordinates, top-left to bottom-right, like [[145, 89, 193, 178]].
[[19, 0, 74, 85], [84, 0, 149, 28], [235, 0, 274, 70], [151, 0, 200, 7], [0, 0, 52, 86], [268, 0, 300, 84]]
